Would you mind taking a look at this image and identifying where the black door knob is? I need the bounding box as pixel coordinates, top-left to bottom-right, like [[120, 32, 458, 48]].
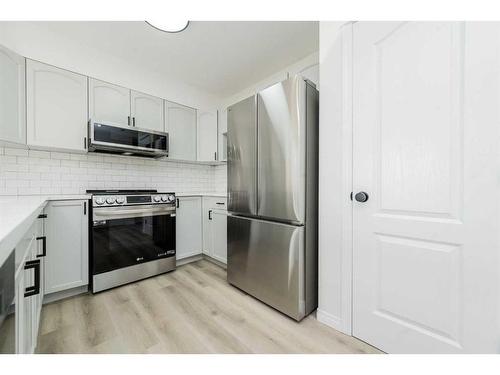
[[354, 192, 369, 203]]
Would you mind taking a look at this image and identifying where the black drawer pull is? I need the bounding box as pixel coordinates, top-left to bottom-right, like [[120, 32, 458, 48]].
[[24, 259, 40, 297], [215, 202, 225, 205], [208, 209, 212, 220], [36, 236, 46, 258], [176, 198, 180, 208]]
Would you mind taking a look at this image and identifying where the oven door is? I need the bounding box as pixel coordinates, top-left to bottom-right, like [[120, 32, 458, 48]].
[[92, 204, 175, 275]]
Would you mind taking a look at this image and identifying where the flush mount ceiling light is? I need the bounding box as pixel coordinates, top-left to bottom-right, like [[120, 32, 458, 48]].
[[145, 20, 190, 33]]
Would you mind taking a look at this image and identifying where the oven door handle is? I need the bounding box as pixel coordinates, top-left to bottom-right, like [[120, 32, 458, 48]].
[[93, 206, 174, 220]]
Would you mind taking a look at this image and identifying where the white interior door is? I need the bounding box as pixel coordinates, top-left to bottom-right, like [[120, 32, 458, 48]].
[[352, 22, 499, 353]]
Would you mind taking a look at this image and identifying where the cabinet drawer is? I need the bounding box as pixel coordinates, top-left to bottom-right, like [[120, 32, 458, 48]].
[[203, 196, 227, 210]]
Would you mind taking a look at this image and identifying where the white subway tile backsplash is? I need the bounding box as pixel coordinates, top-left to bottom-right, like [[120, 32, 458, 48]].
[[0, 147, 227, 196]]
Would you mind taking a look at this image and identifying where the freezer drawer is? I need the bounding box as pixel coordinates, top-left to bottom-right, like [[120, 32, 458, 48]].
[[227, 214, 310, 320]]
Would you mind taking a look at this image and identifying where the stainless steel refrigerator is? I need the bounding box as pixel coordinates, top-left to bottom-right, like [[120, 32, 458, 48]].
[[227, 75, 318, 321]]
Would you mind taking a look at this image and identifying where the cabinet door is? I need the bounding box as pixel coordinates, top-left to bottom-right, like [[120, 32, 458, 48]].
[[211, 209, 227, 264], [26, 60, 88, 152], [176, 197, 202, 260], [89, 78, 130, 125], [0, 45, 25, 145], [218, 108, 228, 162], [202, 205, 213, 256], [197, 110, 218, 161], [165, 101, 197, 161], [44, 200, 89, 294], [130, 90, 164, 131]]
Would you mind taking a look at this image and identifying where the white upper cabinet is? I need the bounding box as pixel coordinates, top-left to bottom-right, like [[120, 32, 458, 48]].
[[299, 64, 319, 87], [89, 78, 130, 125], [0, 45, 26, 145], [197, 109, 218, 162], [26, 60, 88, 152], [130, 90, 164, 131], [218, 108, 228, 162], [165, 100, 197, 161]]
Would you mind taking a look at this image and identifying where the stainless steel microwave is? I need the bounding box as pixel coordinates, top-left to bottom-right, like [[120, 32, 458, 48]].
[[88, 120, 169, 158]]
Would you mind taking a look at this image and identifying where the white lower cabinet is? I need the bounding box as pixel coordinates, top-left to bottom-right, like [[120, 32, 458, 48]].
[[15, 214, 45, 354], [175, 196, 203, 260], [44, 200, 89, 294], [202, 197, 227, 264]]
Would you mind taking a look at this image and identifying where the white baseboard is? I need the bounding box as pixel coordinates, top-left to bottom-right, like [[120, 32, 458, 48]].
[[316, 309, 346, 333], [176, 254, 203, 266]]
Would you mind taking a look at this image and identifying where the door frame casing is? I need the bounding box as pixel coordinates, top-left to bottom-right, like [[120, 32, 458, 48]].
[[317, 22, 354, 335]]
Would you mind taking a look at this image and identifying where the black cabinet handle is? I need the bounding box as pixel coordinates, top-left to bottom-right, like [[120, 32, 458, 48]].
[[84, 201, 87, 215], [38, 213, 47, 219], [176, 198, 180, 208], [128, 116, 131, 126], [209, 209, 212, 220], [36, 236, 46, 258], [84, 137, 87, 149], [216, 202, 225, 205], [133, 117, 136, 127], [214, 152, 217, 160], [24, 259, 40, 297]]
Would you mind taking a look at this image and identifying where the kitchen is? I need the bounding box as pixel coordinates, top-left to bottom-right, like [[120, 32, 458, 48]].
[[1, 14, 500, 369]]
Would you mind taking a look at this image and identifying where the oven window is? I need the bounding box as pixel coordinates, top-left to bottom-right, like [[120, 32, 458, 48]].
[[92, 214, 175, 275]]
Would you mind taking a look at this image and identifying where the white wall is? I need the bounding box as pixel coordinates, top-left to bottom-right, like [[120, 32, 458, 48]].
[[0, 22, 221, 109], [317, 21, 351, 333], [219, 51, 319, 109]]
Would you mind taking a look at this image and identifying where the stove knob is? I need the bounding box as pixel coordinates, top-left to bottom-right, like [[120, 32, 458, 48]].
[[167, 194, 175, 203], [95, 197, 105, 205], [161, 195, 168, 202], [116, 197, 125, 204], [153, 196, 161, 202], [106, 197, 116, 204]]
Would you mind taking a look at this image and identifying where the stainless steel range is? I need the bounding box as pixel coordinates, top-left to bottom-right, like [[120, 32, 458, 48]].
[[88, 189, 176, 293]]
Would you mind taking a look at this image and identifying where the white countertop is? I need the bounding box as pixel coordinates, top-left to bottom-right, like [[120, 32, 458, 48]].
[[0, 194, 90, 267], [176, 192, 227, 197]]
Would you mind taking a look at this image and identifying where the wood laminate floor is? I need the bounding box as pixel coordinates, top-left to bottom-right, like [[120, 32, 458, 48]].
[[36, 260, 380, 354]]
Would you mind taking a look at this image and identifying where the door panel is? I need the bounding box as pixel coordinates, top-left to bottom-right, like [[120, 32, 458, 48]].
[[257, 77, 306, 223], [353, 22, 499, 353], [165, 101, 197, 161], [227, 215, 305, 320], [227, 96, 257, 215], [175, 197, 202, 260], [26, 60, 88, 152], [130, 90, 164, 132], [89, 78, 130, 125], [196, 110, 218, 161], [45, 200, 88, 294], [0, 45, 25, 145]]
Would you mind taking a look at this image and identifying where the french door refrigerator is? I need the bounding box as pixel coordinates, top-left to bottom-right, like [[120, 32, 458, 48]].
[[227, 75, 319, 321]]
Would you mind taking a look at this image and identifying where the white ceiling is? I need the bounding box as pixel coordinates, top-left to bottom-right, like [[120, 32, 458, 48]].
[[38, 21, 319, 98]]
